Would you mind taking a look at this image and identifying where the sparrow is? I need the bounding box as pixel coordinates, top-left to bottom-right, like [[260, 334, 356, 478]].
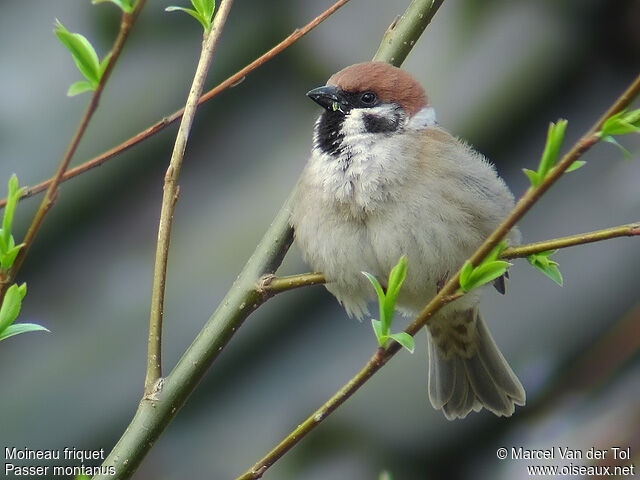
[[290, 61, 525, 420]]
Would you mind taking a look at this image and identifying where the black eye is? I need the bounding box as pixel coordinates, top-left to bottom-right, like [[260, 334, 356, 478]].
[[360, 91, 376, 105]]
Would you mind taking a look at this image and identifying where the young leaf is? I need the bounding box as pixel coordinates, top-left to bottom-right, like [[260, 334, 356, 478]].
[[538, 120, 567, 179], [524, 119, 568, 187], [201, 0, 215, 22], [2, 175, 22, 247], [363, 271, 386, 326], [602, 135, 632, 159], [388, 332, 415, 353], [459, 260, 473, 289], [54, 21, 101, 87], [1, 244, 24, 270], [67, 80, 95, 97], [600, 109, 640, 136], [0, 323, 49, 342], [0, 283, 27, 333], [91, 0, 133, 13], [460, 260, 511, 292], [384, 256, 407, 329], [522, 168, 540, 187], [371, 319, 386, 347], [528, 251, 564, 286], [565, 160, 586, 172], [486, 241, 507, 262]]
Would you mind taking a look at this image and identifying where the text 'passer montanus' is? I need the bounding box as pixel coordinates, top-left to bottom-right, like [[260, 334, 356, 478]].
[[290, 62, 525, 420]]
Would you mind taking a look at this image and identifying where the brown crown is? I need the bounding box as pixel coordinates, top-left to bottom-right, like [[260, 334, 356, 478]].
[[327, 61, 428, 116]]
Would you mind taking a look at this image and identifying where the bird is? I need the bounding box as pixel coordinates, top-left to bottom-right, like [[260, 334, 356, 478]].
[[289, 61, 525, 420]]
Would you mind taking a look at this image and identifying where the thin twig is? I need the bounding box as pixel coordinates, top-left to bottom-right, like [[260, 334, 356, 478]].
[[259, 222, 640, 294], [501, 222, 640, 259], [145, 0, 235, 394], [0, 1, 147, 301], [236, 73, 640, 479], [0, 0, 352, 211]]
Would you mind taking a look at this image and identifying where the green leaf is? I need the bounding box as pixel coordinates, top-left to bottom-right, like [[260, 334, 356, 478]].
[[384, 256, 407, 329], [165, 6, 207, 30], [54, 20, 101, 86], [1, 244, 24, 270], [67, 80, 95, 96], [538, 120, 567, 179], [91, 0, 133, 13], [191, 0, 206, 14], [0, 283, 27, 333], [528, 252, 564, 286], [371, 319, 387, 347], [522, 168, 540, 187], [378, 472, 393, 480], [1, 174, 23, 250], [600, 109, 640, 136], [602, 135, 632, 159], [459, 260, 473, 289], [0, 323, 49, 342], [565, 160, 586, 172], [362, 271, 386, 326], [460, 260, 511, 292], [388, 332, 415, 353], [486, 241, 507, 262]]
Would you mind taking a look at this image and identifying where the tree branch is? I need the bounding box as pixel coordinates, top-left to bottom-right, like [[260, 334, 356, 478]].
[[0, 0, 352, 211], [374, 0, 445, 67], [259, 222, 640, 294], [501, 222, 640, 259], [0, 0, 147, 301], [235, 73, 640, 479], [144, 0, 235, 395]]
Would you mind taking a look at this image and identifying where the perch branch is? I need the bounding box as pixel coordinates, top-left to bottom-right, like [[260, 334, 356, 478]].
[[260, 222, 640, 294]]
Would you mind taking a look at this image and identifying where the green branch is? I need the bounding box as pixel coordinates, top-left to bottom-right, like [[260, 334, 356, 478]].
[[145, 0, 234, 396], [259, 222, 640, 295], [374, 0, 445, 67]]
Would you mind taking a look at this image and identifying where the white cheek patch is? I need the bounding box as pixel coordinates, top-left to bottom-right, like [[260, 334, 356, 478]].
[[341, 109, 367, 136], [409, 105, 437, 130]]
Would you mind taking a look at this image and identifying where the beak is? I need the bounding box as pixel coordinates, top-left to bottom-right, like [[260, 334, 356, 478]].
[[306, 85, 349, 113]]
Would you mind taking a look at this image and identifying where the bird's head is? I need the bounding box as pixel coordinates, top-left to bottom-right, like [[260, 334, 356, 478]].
[[307, 62, 432, 156]]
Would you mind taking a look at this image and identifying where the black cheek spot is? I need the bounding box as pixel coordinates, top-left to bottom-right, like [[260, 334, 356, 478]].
[[363, 113, 400, 134]]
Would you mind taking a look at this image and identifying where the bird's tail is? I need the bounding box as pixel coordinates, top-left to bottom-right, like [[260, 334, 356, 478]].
[[426, 308, 525, 420]]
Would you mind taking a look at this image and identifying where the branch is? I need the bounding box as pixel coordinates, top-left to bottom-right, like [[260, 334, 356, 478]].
[[260, 222, 640, 294], [0, 0, 147, 300], [236, 74, 640, 479], [374, 0, 445, 67], [0, 0, 352, 211], [144, 0, 235, 395], [501, 222, 640, 259]]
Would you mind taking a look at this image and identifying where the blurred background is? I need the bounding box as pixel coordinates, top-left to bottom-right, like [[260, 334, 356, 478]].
[[1, 0, 639, 478]]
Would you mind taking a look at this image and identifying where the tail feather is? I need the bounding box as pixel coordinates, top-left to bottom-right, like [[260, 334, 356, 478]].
[[427, 309, 525, 420], [427, 337, 455, 409]]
